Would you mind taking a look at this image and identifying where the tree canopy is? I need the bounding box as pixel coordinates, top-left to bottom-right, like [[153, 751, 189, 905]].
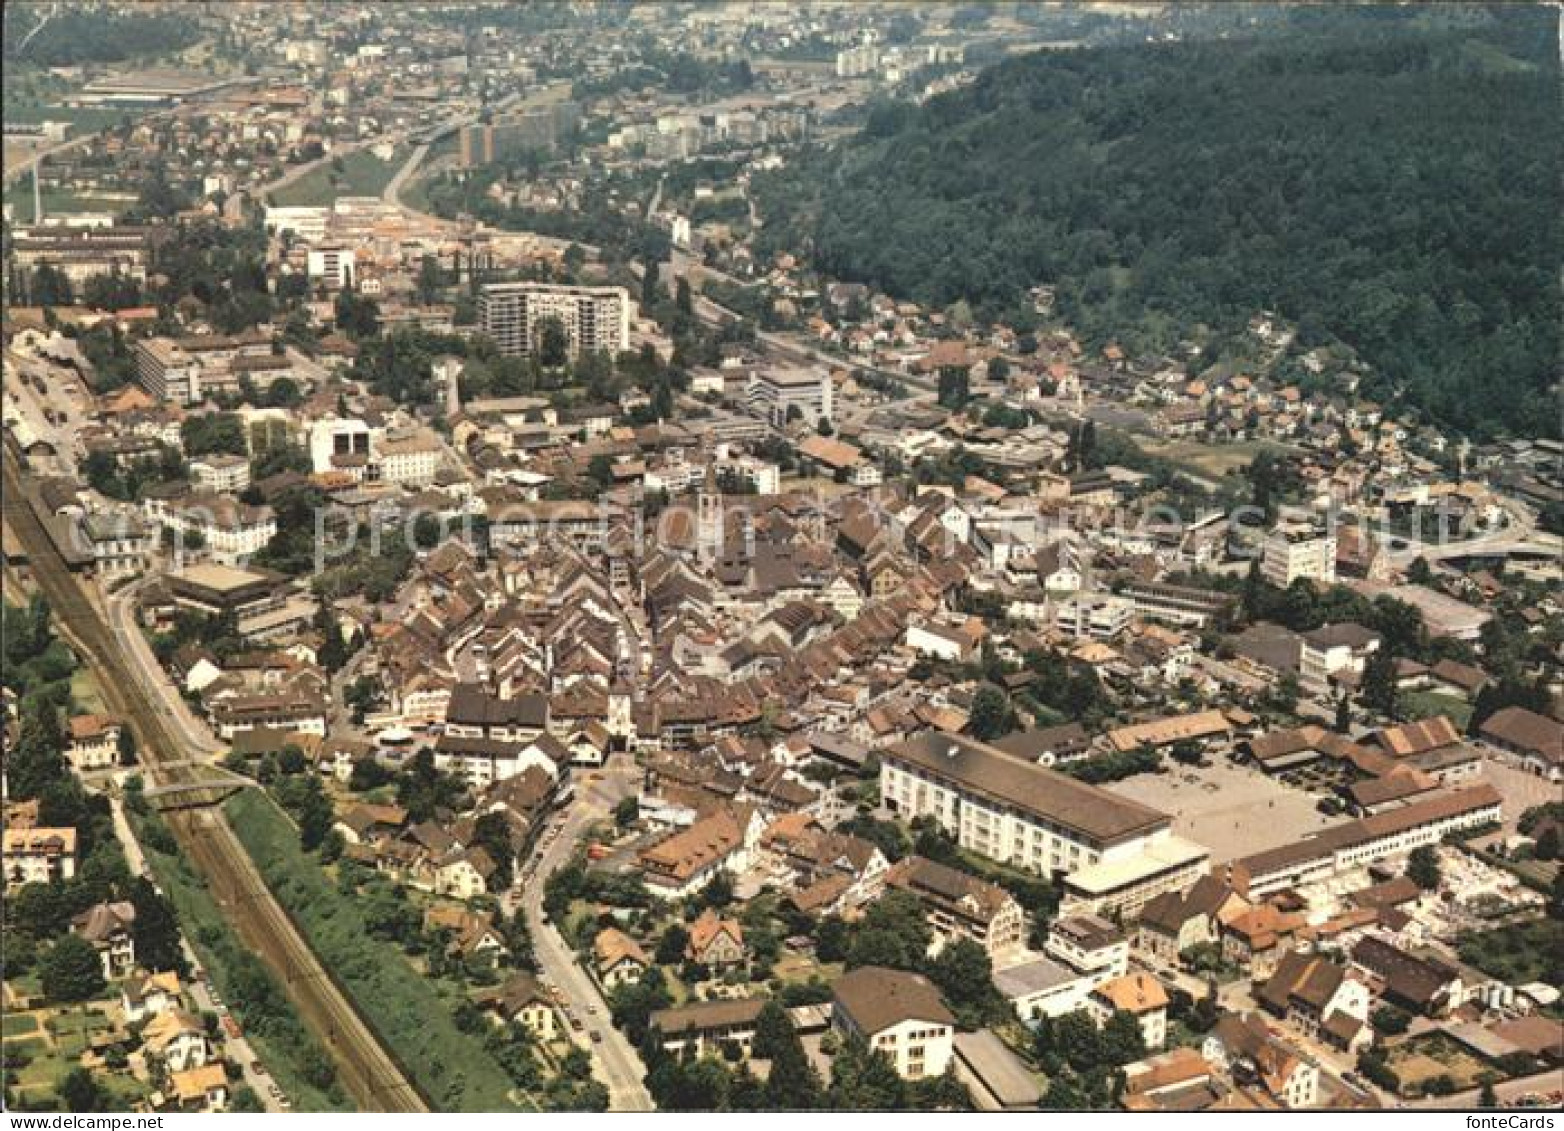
[[756, 5, 1561, 438]]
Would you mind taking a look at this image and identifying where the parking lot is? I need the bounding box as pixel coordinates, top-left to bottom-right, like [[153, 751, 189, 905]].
[[1479, 758, 1559, 833], [1104, 757, 1347, 864]]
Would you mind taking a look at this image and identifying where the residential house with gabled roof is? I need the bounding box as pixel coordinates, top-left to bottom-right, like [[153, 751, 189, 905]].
[[760, 816, 889, 908], [72, 900, 137, 979], [686, 908, 745, 968], [142, 1009, 210, 1073], [433, 846, 497, 900], [423, 905, 508, 965], [1135, 875, 1250, 965], [65, 714, 121, 770], [478, 972, 558, 1040], [121, 970, 182, 1023], [883, 854, 1026, 959], [1202, 1013, 1320, 1110], [636, 804, 763, 900], [1089, 971, 1170, 1050], [1257, 951, 1371, 1052], [594, 927, 649, 988], [167, 1062, 229, 1112], [1221, 903, 1307, 979]]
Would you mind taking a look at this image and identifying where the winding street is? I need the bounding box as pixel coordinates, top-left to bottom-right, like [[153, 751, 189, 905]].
[[106, 575, 225, 759]]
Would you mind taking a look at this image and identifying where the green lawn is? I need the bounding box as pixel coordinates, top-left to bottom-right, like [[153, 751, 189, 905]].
[[132, 809, 352, 1113], [4, 1034, 47, 1057], [271, 145, 410, 207], [17, 1051, 71, 1095], [2, 1013, 41, 1038], [68, 667, 107, 715], [47, 1008, 110, 1058], [1399, 691, 1473, 732], [224, 789, 523, 1111], [1, 183, 138, 225], [1, 104, 150, 131]]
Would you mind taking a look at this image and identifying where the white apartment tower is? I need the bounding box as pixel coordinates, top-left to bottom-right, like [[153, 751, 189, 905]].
[[478, 283, 631, 359], [1261, 518, 1337, 587]]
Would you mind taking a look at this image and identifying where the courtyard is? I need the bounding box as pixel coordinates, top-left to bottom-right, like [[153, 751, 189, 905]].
[[1478, 759, 1559, 834], [1103, 757, 1347, 865]]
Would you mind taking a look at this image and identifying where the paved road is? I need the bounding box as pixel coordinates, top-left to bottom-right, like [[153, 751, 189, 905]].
[[382, 142, 430, 205], [108, 576, 226, 759], [1382, 497, 1552, 567], [1, 437, 425, 1113], [519, 761, 653, 1111]]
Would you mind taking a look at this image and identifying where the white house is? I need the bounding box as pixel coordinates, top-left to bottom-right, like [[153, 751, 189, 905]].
[[833, 966, 956, 1080]]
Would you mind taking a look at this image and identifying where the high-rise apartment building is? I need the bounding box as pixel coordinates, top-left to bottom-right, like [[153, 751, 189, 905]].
[[478, 283, 631, 359]]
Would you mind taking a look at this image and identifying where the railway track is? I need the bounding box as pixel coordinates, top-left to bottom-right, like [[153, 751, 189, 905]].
[[2, 438, 427, 1112]]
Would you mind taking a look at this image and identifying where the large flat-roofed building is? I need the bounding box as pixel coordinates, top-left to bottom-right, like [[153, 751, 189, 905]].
[[306, 245, 356, 290], [12, 225, 154, 290], [747, 366, 833, 427], [1261, 518, 1336, 587], [135, 338, 199, 403], [164, 562, 286, 617], [880, 732, 1208, 918], [1229, 784, 1502, 899], [1119, 581, 1235, 628], [478, 283, 630, 359], [75, 69, 239, 105], [135, 333, 272, 405]]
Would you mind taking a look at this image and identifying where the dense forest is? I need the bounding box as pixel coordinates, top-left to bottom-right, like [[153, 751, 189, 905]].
[[754, 6, 1561, 438], [2, 4, 200, 67]]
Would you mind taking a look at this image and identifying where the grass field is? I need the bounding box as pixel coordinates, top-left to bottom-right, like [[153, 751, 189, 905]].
[[225, 789, 524, 1111], [2, 1013, 41, 1038], [132, 808, 352, 1113], [16, 1050, 70, 1097], [48, 1008, 110, 1058], [1138, 437, 1298, 481], [1, 104, 149, 131], [271, 145, 410, 207], [3, 187, 137, 226], [1399, 690, 1473, 731], [69, 667, 107, 715]]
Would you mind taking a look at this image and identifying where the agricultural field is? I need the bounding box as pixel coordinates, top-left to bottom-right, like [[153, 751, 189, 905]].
[[1386, 1032, 1490, 1097], [1137, 438, 1300, 482]]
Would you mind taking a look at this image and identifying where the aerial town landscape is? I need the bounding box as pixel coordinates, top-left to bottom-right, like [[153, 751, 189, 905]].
[[1, 0, 1561, 1116]]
